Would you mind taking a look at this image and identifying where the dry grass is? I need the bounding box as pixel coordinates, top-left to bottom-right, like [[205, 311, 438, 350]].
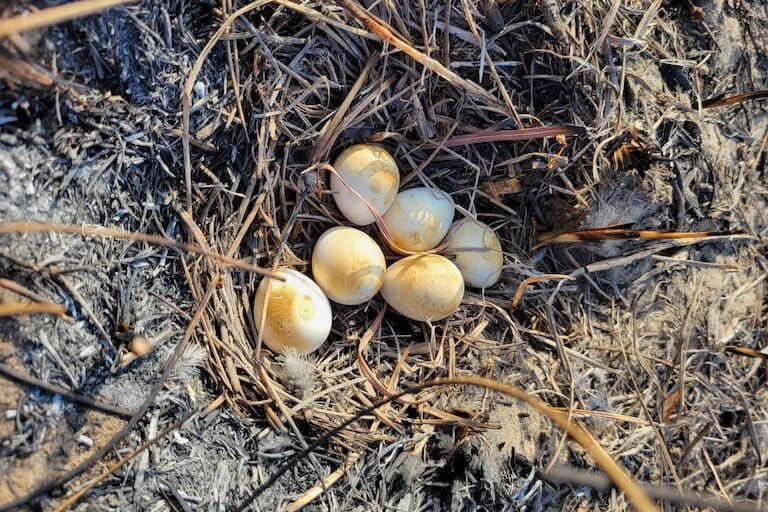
[[0, 0, 766, 510], [172, 0, 766, 509]]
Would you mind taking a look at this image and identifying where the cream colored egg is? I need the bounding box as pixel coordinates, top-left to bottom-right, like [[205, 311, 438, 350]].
[[253, 269, 332, 355], [443, 219, 503, 288], [382, 187, 455, 252], [380, 254, 464, 322], [311, 227, 386, 305], [331, 144, 400, 226]]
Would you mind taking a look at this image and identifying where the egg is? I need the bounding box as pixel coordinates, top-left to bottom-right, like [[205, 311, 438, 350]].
[[443, 219, 504, 288], [331, 144, 400, 226], [311, 227, 386, 305], [382, 187, 455, 252], [253, 269, 332, 355], [380, 254, 464, 322]]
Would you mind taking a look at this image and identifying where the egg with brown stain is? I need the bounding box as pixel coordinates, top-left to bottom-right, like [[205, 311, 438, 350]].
[[311, 226, 386, 305], [253, 269, 332, 355], [380, 254, 464, 322], [443, 219, 504, 288], [331, 144, 400, 226], [382, 187, 455, 252]]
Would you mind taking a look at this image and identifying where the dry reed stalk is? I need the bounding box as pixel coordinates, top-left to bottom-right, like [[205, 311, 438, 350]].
[[286, 450, 363, 511], [433, 125, 584, 146], [0, 278, 50, 303], [535, 226, 740, 249], [0, 221, 277, 277], [0, 0, 135, 38], [0, 302, 67, 317]]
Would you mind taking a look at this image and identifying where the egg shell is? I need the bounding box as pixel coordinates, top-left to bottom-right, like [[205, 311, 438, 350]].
[[253, 269, 332, 355], [444, 219, 503, 288], [311, 227, 386, 305], [382, 187, 455, 252], [331, 144, 400, 226], [380, 254, 464, 322]]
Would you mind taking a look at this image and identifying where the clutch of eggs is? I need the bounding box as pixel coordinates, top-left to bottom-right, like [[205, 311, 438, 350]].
[[253, 143, 511, 355]]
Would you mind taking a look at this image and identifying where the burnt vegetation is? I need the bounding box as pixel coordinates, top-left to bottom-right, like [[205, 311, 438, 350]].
[[0, 0, 767, 511]]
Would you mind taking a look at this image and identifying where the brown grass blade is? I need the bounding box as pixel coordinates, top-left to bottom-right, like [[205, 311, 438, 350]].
[[703, 89, 768, 108], [535, 226, 738, 249], [0, 0, 135, 38], [0, 302, 66, 317], [432, 125, 585, 147], [511, 274, 571, 308], [310, 54, 379, 164], [0, 278, 49, 303], [725, 346, 768, 359]]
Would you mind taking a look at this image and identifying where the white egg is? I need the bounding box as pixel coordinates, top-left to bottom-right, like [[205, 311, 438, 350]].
[[382, 187, 455, 252], [311, 227, 386, 305], [443, 219, 504, 288], [253, 269, 332, 355], [331, 144, 400, 226], [380, 254, 464, 322]]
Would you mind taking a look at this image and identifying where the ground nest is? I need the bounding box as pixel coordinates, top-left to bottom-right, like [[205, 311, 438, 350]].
[[1, 0, 767, 511]]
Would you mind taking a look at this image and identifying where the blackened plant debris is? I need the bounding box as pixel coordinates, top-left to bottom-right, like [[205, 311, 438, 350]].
[[702, 89, 768, 108]]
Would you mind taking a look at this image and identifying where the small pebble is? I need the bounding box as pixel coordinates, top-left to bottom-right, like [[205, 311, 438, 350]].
[[78, 435, 94, 447], [129, 335, 151, 357], [79, 345, 99, 358]]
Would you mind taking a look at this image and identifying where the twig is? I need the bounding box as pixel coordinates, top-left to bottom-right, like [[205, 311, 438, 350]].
[[0, 302, 67, 317], [544, 466, 767, 512], [0, 51, 54, 87], [0, 278, 50, 303], [0, 221, 277, 278], [725, 346, 768, 359], [535, 226, 740, 249], [286, 450, 362, 511], [702, 89, 768, 108], [0, 362, 133, 418]]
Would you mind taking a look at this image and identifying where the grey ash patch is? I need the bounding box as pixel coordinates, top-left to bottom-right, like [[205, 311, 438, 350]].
[[0, 0, 208, 508]]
